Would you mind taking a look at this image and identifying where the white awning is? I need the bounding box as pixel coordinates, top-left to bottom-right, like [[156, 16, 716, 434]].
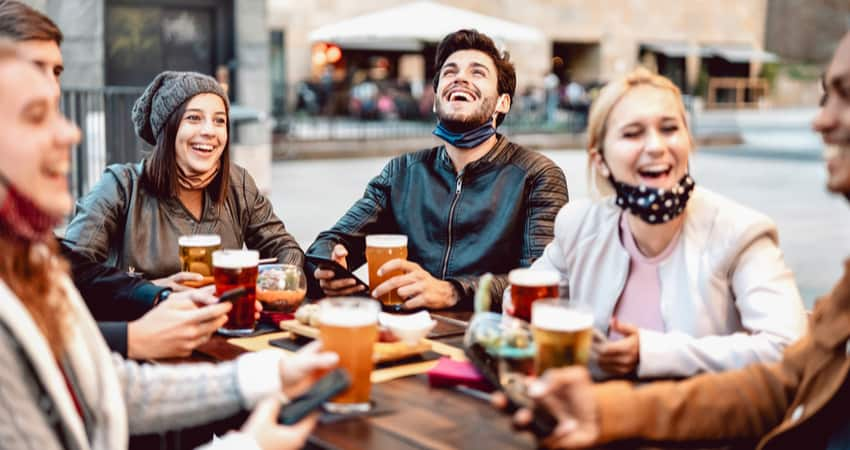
[[642, 41, 694, 58], [702, 44, 778, 63], [307, 2, 546, 49]]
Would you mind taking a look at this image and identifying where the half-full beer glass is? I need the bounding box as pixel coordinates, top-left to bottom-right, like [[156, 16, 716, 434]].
[[508, 269, 559, 321], [319, 297, 380, 413], [531, 299, 593, 374], [178, 234, 221, 276], [213, 249, 259, 336], [365, 234, 408, 308]]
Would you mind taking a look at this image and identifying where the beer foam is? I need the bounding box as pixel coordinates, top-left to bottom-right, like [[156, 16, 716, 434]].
[[508, 269, 560, 287], [365, 234, 408, 248], [319, 303, 378, 327], [212, 250, 259, 268], [532, 304, 593, 332], [179, 234, 221, 247]]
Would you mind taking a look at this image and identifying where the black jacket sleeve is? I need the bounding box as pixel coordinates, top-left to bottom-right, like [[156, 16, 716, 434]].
[[58, 239, 166, 322], [97, 322, 128, 357]]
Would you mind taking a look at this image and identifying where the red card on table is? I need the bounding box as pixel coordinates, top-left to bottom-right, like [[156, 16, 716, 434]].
[[427, 357, 494, 392]]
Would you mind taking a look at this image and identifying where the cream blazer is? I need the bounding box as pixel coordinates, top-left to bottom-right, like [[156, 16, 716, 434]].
[[532, 187, 807, 378]]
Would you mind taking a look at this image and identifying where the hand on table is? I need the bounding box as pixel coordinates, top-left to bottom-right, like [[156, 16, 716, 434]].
[[597, 318, 640, 376], [491, 367, 600, 449], [127, 286, 230, 359], [372, 259, 458, 309], [314, 244, 367, 296], [151, 271, 204, 292]]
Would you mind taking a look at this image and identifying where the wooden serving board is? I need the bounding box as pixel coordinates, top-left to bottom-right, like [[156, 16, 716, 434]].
[[279, 319, 431, 364]]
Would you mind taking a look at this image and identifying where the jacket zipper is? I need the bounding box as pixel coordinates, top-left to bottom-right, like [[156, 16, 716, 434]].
[[441, 173, 464, 278]]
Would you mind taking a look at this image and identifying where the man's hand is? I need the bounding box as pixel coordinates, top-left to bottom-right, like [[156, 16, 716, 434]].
[[492, 367, 600, 449], [151, 271, 204, 292], [314, 244, 366, 297], [278, 340, 339, 398], [240, 396, 318, 450], [372, 259, 458, 309], [597, 318, 640, 376], [127, 286, 231, 360]]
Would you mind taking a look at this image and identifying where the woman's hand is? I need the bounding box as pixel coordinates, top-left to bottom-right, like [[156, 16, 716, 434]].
[[127, 287, 230, 360], [278, 340, 339, 398], [240, 396, 318, 450], [151, 271, 204, 292], [597, 318, 640, 376]]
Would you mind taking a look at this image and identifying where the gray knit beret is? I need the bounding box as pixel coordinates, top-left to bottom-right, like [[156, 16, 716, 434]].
[[131, 71, 229, 145]]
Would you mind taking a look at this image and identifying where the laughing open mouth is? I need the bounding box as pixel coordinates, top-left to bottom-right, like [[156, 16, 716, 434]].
[[445, 88, 476, 103], [191, 143, 216, 153], [637, 165, 672, 179]]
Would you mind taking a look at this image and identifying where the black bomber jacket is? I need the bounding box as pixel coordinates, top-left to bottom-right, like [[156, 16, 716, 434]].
[[307, 135, 569, 310]]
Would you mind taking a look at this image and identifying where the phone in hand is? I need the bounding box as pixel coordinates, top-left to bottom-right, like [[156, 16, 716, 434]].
[[464, 342, 557, 438], [278, 368, 352, 425], [305, 254, 372, 295], [217, 287, 248, 304]]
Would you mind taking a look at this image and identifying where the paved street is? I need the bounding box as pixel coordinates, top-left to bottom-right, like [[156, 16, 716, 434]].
[[268, 147, 850, 309]]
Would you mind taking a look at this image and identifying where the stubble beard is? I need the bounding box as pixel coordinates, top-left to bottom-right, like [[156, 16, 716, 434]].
[[435, 94, 497, 133]]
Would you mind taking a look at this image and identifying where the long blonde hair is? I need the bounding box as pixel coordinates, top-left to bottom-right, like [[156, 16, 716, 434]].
[[586, 67, 692, 197]]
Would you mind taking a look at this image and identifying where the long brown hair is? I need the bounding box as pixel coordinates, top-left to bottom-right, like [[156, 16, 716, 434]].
[[141, 97, 231, 204], [0, 229, 70, 357]]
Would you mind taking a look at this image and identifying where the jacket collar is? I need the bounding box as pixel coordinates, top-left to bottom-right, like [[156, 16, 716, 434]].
[[812, 259, 850, 349], [438, 134, 512, 176]]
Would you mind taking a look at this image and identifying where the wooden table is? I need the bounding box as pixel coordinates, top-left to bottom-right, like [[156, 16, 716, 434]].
[[188, 312, 536, 450]]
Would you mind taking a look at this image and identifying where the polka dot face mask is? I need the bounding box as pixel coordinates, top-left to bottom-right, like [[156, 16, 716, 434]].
[[609, 173, 695, 225]]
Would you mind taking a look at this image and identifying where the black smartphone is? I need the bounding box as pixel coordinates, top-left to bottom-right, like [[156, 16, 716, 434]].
[[217, 287, 248, 303], [278, 368, 352, 425], [464, 342, 557, 438], [305, 254, 371, 294]]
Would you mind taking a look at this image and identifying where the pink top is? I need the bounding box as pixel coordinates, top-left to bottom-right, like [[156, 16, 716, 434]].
[[609, 213, 681, 340]]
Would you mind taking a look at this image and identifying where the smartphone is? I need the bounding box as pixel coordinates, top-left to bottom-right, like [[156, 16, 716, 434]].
[[217, 287, 248, 303], [464, 342, 557, 438], [305, 254, 371, 294], [278, 368, 352, 425]]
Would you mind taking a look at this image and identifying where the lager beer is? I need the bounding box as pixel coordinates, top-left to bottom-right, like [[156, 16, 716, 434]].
[[365, 235, 408, 307], [178, 234, 221, 276], [531, 300, 593, 374], [509, 269, 559, 321], [319, 297, 379, 413], [213, 250, 259, 336]]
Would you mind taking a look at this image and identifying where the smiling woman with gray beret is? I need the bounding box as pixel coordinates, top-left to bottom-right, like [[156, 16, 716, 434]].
[[62, 70, 304, 289]]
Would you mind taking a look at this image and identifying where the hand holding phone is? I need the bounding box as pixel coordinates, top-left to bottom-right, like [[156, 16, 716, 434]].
[[278, 368, 352, 425], [217, 287, 248, 303], [464, 343, 557, 438], [306, 254, 371, 295]]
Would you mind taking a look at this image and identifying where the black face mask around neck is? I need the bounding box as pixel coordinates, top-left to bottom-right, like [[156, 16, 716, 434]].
[[609, 172, 695, 225]]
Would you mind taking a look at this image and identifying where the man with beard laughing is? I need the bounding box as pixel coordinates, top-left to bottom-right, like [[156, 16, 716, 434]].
[[308, 29, 568, 311]]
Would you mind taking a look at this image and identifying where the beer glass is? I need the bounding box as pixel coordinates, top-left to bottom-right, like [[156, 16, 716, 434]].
[[508, 268, 560, 322], [365, 234, 408, 308], [318, 297, 380, 413], [496, 317, 536, 408], [531, 299, 593, 374], [213, 249, 259, 336], [178, 234, 221, 276]]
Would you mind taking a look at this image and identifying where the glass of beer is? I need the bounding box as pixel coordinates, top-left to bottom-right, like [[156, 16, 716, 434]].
[[318, 297, 380, 413], [508, 268, 560, 322], [496, 317, 537, 408], [531, 299, 593, 374], [178, 234, 221, 278], [365, 234, 408, 309], [212, 249, 259, 336]]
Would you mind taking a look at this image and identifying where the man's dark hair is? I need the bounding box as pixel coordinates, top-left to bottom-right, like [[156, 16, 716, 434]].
[[432, 29, 516, 126], [0, 0, 63, 44], [141, 99, 231, 205]]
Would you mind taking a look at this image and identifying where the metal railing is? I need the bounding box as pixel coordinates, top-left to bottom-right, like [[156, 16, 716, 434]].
[[61, 86, 148, 199]]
